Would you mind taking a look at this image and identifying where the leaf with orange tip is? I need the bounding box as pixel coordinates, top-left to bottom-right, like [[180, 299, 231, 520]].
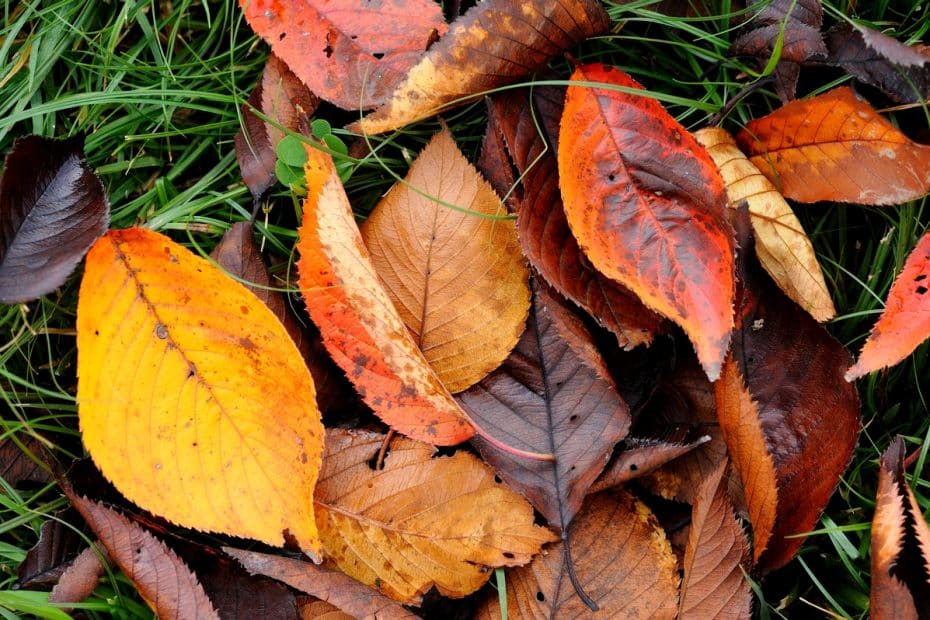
[[296, 147, 474, 445], [351, 0, 609, 134], [694, 126, 835, 322], [314, 429, 557, 604], [361, 127, 530, 393], [77, 227, 323, 555], [559, 64, 735, 380], [737, 87, 930, 205], [238, 0, 446, 110], [847, 230, 930, 381]]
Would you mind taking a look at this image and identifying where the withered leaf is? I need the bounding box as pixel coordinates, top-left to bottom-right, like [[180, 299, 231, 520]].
[[1, 433, 53, 489], [457, 279, 631, 532], [0, 135, 109, 303], [17, 515, 87, 589], [48, 544, 110, 606], [588, 435, 711, 495], [189, 550, 298, 620]]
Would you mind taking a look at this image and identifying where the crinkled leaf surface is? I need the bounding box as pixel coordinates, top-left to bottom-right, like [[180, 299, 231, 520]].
[[296, 148, 473, 444], [361, 127, 529, 393], [588, 436, 711, 495], [847, 230, 930, 380], [77, 227, 323, 555], [0, 135, 109, 303], [694, 126, 834, 322], [315, 429, 556, 604], [737, 87, 930, 205], [457, 279, 630, 532], [559, 64, 734, 380], [238, 0, 446, 110], [353, 0, 610, 134]]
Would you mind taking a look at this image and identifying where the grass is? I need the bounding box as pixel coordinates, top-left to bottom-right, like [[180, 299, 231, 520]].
[[0, 0, 928, 617]]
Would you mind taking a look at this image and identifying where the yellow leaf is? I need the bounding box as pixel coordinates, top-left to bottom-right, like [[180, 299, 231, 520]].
[[315, 429, 557, 604], [695, 126, 836, 322], [361, 127, 530, 393], [77, 228, 323, 556]]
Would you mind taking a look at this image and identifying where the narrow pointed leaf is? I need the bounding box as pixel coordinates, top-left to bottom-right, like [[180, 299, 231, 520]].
[[17, 517, 87, 589], [0, 135, 109, 303], [361, 127, 530, 393], [352, 0, 610, 134], [49, 544, 109, 606], [0, 434, 52, 489], [559, 64, 735, 380], [296, 147, 474, 444], [588, 436, 711, 495], [77, 228, 323, 554]]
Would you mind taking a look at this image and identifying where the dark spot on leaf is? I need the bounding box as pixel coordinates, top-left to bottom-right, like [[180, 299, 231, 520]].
[[630, 463, 638, 471], [239, 337, 256, 351], [569, 414, 578, 422], [240, 305, 249, 314], [94, 330, 99, 335], [494, 475, 502, 484], [279, 32, 286, 41], [915, 274, 927, 282], [917, 285, 928, 295], [503, 551, 514, 559], [155, 324, 168, 339], [372, 52, 384, 60], [536, 592, 546, 602]]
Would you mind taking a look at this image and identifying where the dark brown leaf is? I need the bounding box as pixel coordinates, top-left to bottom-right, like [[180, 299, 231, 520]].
[[0, 135, 109, 303], [457, 279, 631, 532], [588, 435, 711, 495], [48, 544, 110, 605], [16, 515, 88, 589], [0, 434, 53, 488]]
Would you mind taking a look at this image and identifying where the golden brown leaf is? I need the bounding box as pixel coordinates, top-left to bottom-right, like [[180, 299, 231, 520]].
[[315, 429, 556, 604], [361, 127, 529, 393], [77, 228, 323, 555], [694, 126, 835, 321]]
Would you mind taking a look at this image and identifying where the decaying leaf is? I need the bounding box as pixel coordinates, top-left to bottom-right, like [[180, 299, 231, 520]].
[[737, 87, 930, 205], [458, 279, 631, 532], [225, 547, 419, 619], [847, 230, 930, 380], [188, 550, 299, 620], [559, 63, 735, 380], [361, 127, 530, 393], [17, 516, 87, 589], [482, 86, 663, 349], [694, 126, 835, 322], [238, 0, 446, 110], [476, 490, 679, 618], [296, 146, 474, 445], [588, 435, 711, 495], [0, 433, 52, 489], [0, 135, 109, 303], [77, 227, 323, 555], [49, 544, 110, 606], [314, 429, 557, 604], [352, 0, 610, 134], [65, 493, 219, 619]]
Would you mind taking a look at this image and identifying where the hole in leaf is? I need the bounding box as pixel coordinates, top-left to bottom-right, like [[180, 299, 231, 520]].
[[503, 552, 514, 559], [494, 475, 503, 484], [607, 174, 615, 182], [323, 45, 334, 58], [629, 463, 638, 471], [915, 274, 927, 282], [372, 52, 384, 60], [536, 592, 545, 602], [569, 414, 578, 422], [278, 32, 286, 41], [917, 285, 928, 295]]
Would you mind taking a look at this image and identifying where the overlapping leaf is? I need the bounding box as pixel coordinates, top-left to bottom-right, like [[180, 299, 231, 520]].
[[694, 126, 835, 321], [77, 227, 323, 554], [238, 0, 446, 110], [0, 135, 109, 303], [49, 544, 109, 606], [314, 429, 556, 604], [17, 517, 86, 589], [352, 0, 610, 134], [559, 63, 735, 380], [588, 436, 711, 495], [847, 230, 930, 380], [737, 87, 930, 205], [361, 127, 530, 393]]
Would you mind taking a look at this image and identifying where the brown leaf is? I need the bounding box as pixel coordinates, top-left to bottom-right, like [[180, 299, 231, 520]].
[[315, 429, 557, 604], [679, 459, 752, 619], [299, 599, 355, 619], [457, 279, 631, 532], [189, 550, 298, 620], [48, 544, 110, 606], [225, 547, 419, 619], [737, 87, 930, 205], [477, 490, 679, 618], [352, 0, 610, 134], [1, 433, 53, 489], [17, 516, 87, 589], [482, 86, 663, 349], [588, 436, 712, 495], [361, 127, 530, 393], [234, 54, 319, 200], [65, 492, 219, 619]]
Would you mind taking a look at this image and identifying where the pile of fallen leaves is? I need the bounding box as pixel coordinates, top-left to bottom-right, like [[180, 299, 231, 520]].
[[4, 0, 930, 617]]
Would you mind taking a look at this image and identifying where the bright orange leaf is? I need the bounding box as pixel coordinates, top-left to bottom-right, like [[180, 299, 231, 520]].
[[77, 228, 323, 556], [558, 63, 735, 380]]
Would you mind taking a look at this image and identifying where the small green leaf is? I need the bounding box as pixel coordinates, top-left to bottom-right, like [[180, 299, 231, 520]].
[[311, 118, 332, 139], [323, 134, 348, 156], [276, 135, 307, 167]]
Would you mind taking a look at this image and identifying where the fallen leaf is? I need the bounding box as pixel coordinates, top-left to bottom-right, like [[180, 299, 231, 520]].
[[315, 429, 557, 604], [49, 544, 109, 606], [694, 126, 835, 322], [827, 23, 930, 104], [352, 0, 610, 134], [0, 135, 109, 303], [188, 550, 299, 620], [588, 435, 711, 495], [0, 433, 52, 489], [235, 54, 319, 201], [679, 459, 752, 619], [846, 230, 930, 380], [361, 127, 530, 393], [65, 493, 219, 619], [737, 86, 930, 205], [17, 515, 87, 589], [238, 0, 446, 110], [559, 63, 735, 380], [457, 279, 631, 532], [299, 599, 354, 619], [225, 547, 419, 619], [476, 490, 679, 618], [77, 227, 323, 555], [482, 86, 663, 349]]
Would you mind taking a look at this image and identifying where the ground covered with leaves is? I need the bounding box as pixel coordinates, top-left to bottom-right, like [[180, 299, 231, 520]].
[[2, 0, 930, 618]]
